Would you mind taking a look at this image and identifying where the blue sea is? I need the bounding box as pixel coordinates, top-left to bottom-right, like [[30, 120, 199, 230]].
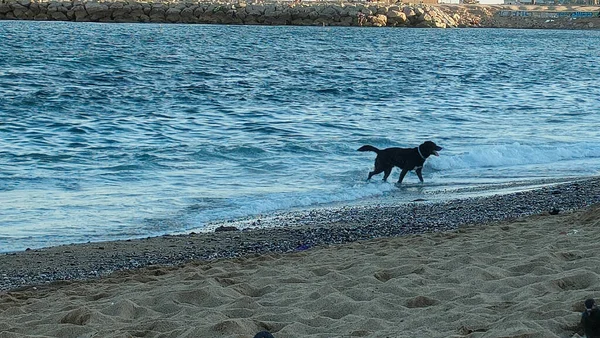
[[1, 21, 599, 253]]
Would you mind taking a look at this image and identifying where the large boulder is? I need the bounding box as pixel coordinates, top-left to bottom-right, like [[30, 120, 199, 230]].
[[29, 2, 44, 15], [34, 13, 49, 20], [50, 10, 68, 20], [375, 6, 387, 15], [149, 3, 166, 22], [110, 2, 132, 22], [11, 3, 34, 20], [0, 3, 13, 14], [128, 4, 146, 22], [387, 9, 407, 26], [369, 13, 387, 27], [85, 2, 110, 21], [263, 3, 280, 18], [71, 4, 88, 21], [141, 2, 151, 15], [320, 5, 339, 20], [192, 5, 205, 18], [244, 4, 264, 16], [47, 1, 68, 14], [165, 7, 181, 22], [402, 6, 414, 18], [264, 6, 291, 25], [341, 16, 354, 25], [180, 6, 197, 23], [360, 7, 373, 16]]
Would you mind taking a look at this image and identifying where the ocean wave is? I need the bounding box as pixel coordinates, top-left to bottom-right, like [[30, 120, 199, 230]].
[[187, 181, 398, 229], [1, 23, 599, 251], [431, 142, 600, 171]]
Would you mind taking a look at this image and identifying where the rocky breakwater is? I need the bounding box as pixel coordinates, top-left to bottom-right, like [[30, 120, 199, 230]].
[[439, 4, 600, 30], [0, 0, 483, 28]]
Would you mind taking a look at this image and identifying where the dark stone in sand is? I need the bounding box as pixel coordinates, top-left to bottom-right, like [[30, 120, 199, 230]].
[[296, 244, 311, 251], [406, 295, 437, 308], [215, 226, 239, 232], [549, 207, 560, 215], [254, 331, 275, 338]]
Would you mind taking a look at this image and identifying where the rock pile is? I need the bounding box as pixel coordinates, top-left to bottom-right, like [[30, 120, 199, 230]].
[[487, 14, 598, 29], [437, 4, 600, 29], [0, 0, 483, 28], [2, 1, 598, 29]]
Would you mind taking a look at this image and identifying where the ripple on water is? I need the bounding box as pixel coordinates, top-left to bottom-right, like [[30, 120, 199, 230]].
[[0, 23, 599, 251]]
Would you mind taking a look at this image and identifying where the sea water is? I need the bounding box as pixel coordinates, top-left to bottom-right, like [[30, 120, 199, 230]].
[[1, 21, 599, 252]]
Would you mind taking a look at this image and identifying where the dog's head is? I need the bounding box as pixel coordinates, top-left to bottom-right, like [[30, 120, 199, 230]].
[[421, 141, 442, 157]]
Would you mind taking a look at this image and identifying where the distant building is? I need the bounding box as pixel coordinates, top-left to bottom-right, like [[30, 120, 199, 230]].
[[504, 0, 598, 4]]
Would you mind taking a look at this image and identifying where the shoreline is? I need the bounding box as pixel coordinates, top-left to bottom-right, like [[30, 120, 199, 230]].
[[2, 176, 599, 292], [0, 179, 599, 336], [1, 1, 599, 29]]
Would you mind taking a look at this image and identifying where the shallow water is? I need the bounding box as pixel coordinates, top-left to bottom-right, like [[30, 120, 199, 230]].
[[1, 22, 599, 252]]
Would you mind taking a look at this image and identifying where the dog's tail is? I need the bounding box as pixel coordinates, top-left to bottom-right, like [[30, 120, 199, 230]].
[[357, 145, 380, 154]]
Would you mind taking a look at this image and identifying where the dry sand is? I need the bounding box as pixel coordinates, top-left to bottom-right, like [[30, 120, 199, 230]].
[[2, 203, 599, 337]]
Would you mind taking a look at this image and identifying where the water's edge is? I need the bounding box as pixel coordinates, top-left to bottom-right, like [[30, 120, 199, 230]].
[[1, 176, 598, 291]]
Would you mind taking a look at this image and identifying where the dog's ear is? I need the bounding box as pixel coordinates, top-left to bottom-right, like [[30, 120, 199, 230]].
[[424, 141, 442, 151], [423, 141, 441, 156], [422, 141, 434, 150]]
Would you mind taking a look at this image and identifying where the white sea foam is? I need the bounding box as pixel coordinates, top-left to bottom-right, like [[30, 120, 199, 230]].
[[429, 142, 600, 171], [189, 181, 398, 227]]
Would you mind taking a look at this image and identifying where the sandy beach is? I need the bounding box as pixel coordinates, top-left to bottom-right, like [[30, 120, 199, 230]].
[[1, 179, 600, 337]]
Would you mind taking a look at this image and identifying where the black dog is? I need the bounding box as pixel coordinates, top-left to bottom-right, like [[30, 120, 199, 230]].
[[253, 332, 275, 338], [357, 141, 442, 184]]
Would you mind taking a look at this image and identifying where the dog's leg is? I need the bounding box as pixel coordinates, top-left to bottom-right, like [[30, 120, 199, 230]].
[[367, 169, 383, 180], [415, 167, 424, 183], [382, 168, 392, 181], [367, 158, 384, 180], [397, 169, 409, 184]]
